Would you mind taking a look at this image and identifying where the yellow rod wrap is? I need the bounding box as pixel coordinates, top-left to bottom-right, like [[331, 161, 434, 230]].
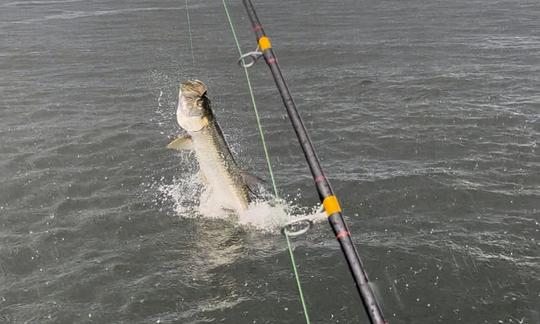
[[258, 36, 272, 51], [323, 195, 341, 216]]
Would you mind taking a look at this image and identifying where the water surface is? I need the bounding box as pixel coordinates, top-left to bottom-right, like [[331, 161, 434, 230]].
[[1, 0, 539, 323]]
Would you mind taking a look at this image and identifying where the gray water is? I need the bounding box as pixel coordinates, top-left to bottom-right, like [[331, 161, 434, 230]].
[[1, 0, 539, 323]]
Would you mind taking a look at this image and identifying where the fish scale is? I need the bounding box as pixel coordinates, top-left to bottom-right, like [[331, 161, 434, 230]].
[[192, 119, 250, 212], [172, 80, 252, 214]]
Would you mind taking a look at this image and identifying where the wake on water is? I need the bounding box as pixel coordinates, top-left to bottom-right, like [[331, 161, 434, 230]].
[[157, 171, 326, 233]]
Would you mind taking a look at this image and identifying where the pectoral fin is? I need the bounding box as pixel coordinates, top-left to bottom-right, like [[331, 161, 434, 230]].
[[167, 135, 193, 151]]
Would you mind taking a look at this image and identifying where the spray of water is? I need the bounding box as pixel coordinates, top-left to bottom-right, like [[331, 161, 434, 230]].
[[157, 169, 326, 233]]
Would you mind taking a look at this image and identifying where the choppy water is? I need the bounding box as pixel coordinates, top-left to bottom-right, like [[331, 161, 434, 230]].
[[1, 0, 539, 323]]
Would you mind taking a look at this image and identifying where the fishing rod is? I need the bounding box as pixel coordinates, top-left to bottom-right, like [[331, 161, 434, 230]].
[[239, 1, 387, 323]]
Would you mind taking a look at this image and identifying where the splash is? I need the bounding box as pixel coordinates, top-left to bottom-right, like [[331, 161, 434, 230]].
[[157, 171, 326, 233], [238, 198, 326, 233]]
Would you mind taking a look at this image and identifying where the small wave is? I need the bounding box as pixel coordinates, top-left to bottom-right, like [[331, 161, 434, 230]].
[[44, 7, 185, 20], [2, 0, 83, 7], [7, 7, 187, 25]]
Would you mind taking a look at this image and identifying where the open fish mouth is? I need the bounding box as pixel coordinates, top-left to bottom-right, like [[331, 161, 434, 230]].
[[180, 80, 207, 101], [178, 80, 209, 118]]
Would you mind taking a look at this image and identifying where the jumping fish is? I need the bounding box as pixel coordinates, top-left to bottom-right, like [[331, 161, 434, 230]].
[[168, 80, 258, 214]]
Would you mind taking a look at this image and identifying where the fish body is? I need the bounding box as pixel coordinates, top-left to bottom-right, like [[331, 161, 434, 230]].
[[169, 80, 251, 214]]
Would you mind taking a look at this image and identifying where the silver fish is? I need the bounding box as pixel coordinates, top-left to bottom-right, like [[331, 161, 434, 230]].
[[168, 80, 255, 214]]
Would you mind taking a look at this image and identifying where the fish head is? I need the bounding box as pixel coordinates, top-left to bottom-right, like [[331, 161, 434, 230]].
[[176, 80, 212, 132]]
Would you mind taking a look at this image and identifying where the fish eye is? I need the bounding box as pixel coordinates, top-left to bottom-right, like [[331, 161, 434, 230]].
[[195, 98, 204, 108]]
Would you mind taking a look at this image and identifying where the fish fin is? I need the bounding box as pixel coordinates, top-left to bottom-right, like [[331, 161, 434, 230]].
[[167, 135, 193, 151], [241, 171, 267, 200], [241, 171, 265, 189]]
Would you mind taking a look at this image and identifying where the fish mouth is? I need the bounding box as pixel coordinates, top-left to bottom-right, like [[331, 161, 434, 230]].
[[180, 80, 207, 100], [178, 80, 208, 117], [176, 80, 211, 132]]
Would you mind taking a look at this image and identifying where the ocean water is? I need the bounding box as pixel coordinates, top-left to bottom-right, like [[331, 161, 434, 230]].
[[1, 0, 538, 323]]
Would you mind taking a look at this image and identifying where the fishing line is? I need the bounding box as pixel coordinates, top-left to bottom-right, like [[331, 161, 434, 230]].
[[185, 0, 195, 66], [221, 1, 277, 196], [221, 1, 311, 323]]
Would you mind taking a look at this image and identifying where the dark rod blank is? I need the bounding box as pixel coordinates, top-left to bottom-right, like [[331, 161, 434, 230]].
[[240, 1, 388, 323]]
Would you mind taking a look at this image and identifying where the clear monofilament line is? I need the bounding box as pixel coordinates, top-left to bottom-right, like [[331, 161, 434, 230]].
[[185, 0, 195, 66], [221, 0, 277, 197]]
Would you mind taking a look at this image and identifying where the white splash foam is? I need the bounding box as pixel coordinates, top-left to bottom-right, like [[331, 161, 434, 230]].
[[158, 173, 326, 233], [157, 171, 201, 217], [238, 200, 289, 231]]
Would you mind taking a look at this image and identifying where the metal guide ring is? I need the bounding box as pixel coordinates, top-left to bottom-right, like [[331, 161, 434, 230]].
[[281, 217, 313, 237], [238, 51, 262, 68]]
